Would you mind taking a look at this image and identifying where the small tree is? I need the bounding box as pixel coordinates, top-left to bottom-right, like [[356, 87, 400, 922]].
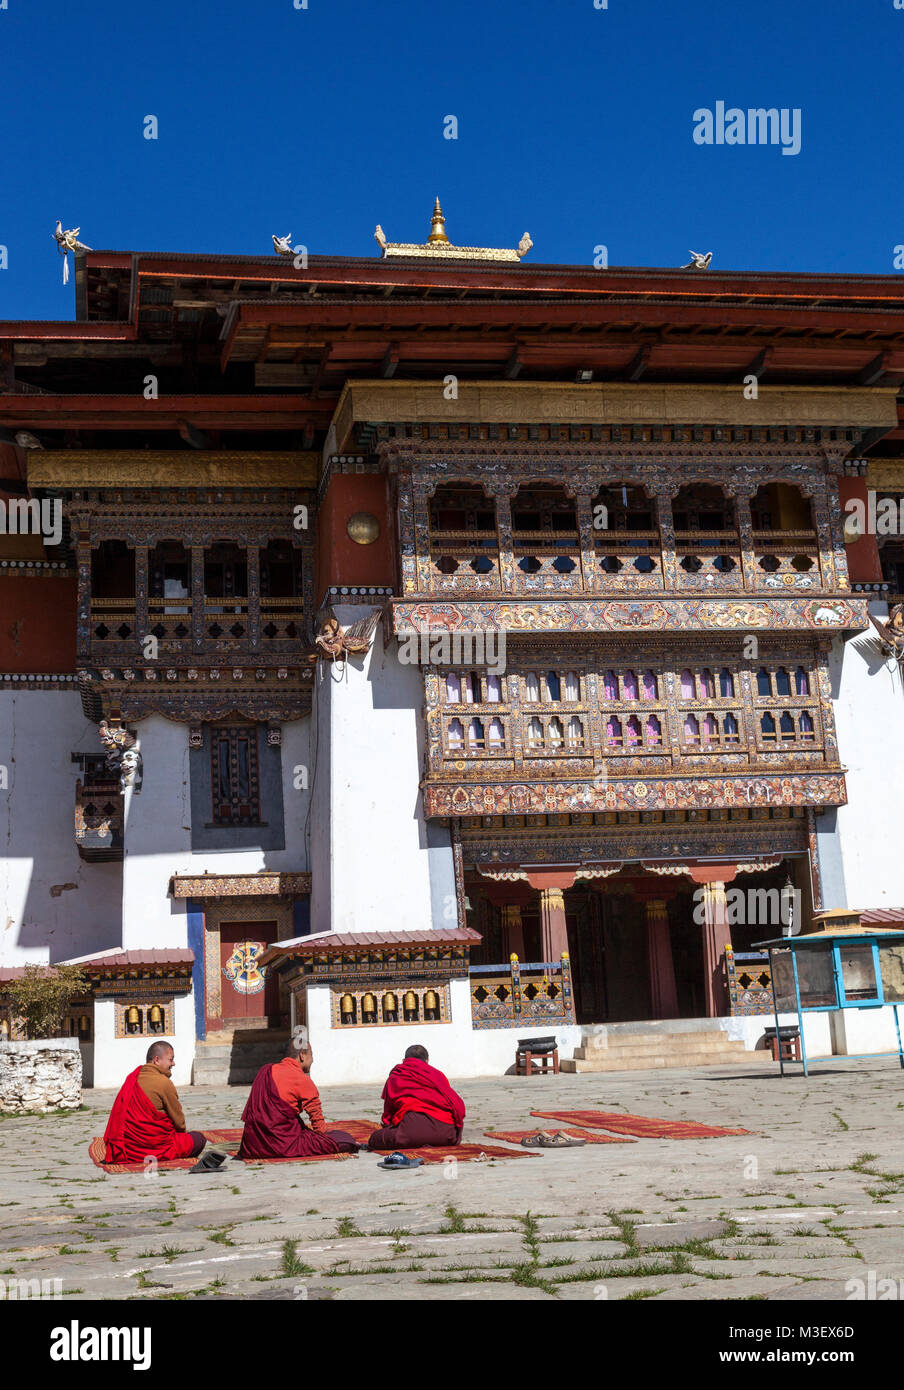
[[4, 963, 89, 1040]]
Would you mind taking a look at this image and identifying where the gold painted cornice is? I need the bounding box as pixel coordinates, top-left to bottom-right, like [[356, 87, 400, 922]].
[[170, 871, 312, 899], [866, 460, 904, 490], [333, 380, 898, 449], [27, 451, 319, 489]]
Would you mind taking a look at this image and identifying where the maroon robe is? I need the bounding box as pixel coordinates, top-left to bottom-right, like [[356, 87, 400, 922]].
[[237, 1062, 357, 1159], [103, 1067, 199, 1164]]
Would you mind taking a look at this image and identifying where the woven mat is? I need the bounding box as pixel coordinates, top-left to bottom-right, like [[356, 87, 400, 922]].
[[90, 1119, 536, 1172], [530, 1109, 751, 1139], [485, 1127, 635, 1146], [88, 1129, 243, 1174]]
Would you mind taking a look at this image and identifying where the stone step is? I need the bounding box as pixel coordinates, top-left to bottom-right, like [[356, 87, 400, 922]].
[[561, 1049, 773, 1073], [575, 1035, 750, 1059], [197, 1030, 289, 1048], [192, 1031, 289, 1086]]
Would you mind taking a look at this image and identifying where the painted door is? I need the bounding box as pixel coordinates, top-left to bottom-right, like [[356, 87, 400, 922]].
[[219, 922, 276, 1019]]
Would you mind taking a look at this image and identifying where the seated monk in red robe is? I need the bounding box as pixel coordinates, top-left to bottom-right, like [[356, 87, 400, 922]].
[[368, 1044, 465, 1150], [104, 1041, 205, 1164], [238, 1035, 359, 1160]]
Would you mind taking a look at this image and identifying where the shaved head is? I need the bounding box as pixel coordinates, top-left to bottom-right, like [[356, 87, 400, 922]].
[[146, 1041, 173, 1063]]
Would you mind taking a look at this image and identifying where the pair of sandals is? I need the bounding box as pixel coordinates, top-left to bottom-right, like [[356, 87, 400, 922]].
[[189, 1148, 229, 1173], [378, 1151, 424, 1169], [521, 1129, 587, 1149]]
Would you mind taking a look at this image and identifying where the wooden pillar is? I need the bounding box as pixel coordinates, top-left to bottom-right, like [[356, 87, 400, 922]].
[[574, 492, 596, 593], [526, 870, 575, 960], [396, 471, 418, 596], [689, 865, 738, 1017], [190, 544, 205, 652], [502, 904, 526, 960], [538, 887, 569, 960], [654, 487, 677, 590], [734, 489, 758, 593], [644, 898, 679, 1019], [75, 531, 93, 662], [494, 488, 515, 593], [413, 483, 432, 594], [134, 544, 149, 650], [247, 544, 260, 650]]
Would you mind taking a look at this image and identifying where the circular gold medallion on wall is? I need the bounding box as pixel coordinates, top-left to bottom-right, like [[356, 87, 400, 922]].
[[347, 511, 380, 545]]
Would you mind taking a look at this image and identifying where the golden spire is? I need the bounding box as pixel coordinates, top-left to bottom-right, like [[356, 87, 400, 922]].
[[427, 196, 450, 245]]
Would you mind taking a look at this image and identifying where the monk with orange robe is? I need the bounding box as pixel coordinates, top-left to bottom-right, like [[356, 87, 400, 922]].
[[238, 1035, 359, 1159], [368, 1045, 465, 1150], [103, 1041, 205, 1164]]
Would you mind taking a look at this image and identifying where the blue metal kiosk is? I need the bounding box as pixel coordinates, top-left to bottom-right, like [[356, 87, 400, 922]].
[[754, 912, 904, 1077]]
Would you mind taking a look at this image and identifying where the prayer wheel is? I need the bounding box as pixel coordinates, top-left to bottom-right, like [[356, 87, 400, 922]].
[[382, 991, 398, 1023], [362, 992, 377, 1023], [126, 1006, 142, 1034], [148, 1005, 164, 1034], [339, 993, 356, 1024], [78, 1014, 91, 1040], [424, 989, 439, 1021], [403, 990, 419, 1022], [0, 1018, 8, 1040]]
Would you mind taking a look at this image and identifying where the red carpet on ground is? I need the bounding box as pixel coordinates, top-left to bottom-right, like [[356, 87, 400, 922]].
[[88, 1129, 244, 1173], [530, 1109, 751, 1139], [89, 1119, 536, 1171], [485, 1128, 635, 1146]]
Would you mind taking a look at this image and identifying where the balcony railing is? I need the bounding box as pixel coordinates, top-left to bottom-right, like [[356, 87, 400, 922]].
[[75, 778, 123, 862], [511, 531, 582, 594], [752, 531, 820, 590], [470, 955, 575, 1030], [428, 529, 501, 593], [87, 596, 306, 656], [593, 529, 663, 589], [726, 948, 773, 1016], [674, 530, 743, 592], [421, 530, 828, 597]]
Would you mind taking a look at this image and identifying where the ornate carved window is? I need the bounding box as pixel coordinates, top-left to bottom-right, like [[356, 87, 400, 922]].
[[211, 725, 261, 825], [428, 647, 827, 775]]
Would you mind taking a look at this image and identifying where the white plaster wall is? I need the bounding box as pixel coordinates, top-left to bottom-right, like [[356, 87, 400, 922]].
[[91, 992, 195, 1090], [829, 1004, 902, 1057], [304, 978, 585, 1084], [309, 612, 448, 936], [721, 1011, 832, 1058], [0, 692, 122, 965], [828, 613, 904, 911], [121, 716, 192, 951], [121, 714, 313, 952]]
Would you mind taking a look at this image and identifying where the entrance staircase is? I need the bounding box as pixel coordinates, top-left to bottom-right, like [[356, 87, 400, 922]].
[[192, 1026, 290, 1087], [561, 1019, 773, 1073]]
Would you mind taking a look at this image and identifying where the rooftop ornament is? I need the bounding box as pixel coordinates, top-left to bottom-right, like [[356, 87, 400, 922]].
[[52, 222, 91, 285], [681, 250, 713, 270], [374, 197, 532, 263]]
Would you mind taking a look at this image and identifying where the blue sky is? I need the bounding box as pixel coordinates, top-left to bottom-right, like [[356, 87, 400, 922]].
[[1, 0, 902, 320]]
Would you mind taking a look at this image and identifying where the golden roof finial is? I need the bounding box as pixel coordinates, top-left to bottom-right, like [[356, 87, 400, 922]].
[[427, 196, 450, 245]]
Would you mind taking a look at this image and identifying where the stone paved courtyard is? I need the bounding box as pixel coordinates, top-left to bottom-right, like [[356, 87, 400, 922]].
[[2, 1060, 904, 1302]]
